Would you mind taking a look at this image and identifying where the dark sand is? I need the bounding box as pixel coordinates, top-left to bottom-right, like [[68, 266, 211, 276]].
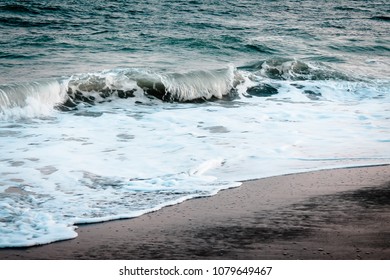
[[1, 165, 389, 260]]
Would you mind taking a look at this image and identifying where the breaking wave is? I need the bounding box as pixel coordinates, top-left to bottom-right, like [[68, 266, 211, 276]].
[[1, 58, 384, 120], [0, 80, 68, 119]]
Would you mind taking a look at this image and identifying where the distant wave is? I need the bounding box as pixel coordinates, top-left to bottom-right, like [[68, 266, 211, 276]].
[[370, 15, 390, 22], [0, 2, 63, 14], [238, 58, 355, 81]]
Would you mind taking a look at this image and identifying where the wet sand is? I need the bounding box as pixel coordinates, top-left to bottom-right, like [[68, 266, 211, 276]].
[[1, 165, 389, 259]]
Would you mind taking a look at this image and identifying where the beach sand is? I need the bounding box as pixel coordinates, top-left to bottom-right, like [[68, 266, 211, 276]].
[[1, 165, 389, 260]]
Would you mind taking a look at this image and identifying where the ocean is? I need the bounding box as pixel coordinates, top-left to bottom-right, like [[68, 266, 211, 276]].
[[0, 0, 389, 247]]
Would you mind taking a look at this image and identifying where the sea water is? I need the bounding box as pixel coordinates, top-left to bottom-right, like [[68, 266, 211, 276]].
[[0, 0, 389, 247]]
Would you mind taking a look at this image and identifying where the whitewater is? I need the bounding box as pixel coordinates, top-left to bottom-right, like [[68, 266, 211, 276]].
[[0, 0, 389, 247]]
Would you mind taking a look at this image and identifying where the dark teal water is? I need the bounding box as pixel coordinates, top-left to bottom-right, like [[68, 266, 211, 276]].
[[1, 0, 389, 83]]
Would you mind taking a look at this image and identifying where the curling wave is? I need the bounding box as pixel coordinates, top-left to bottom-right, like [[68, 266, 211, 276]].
[[0, 80, 68, 119], [63, 66, 237, 108], [0, 58, 369, 120]]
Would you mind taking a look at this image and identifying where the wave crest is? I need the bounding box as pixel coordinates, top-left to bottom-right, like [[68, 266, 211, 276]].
[[241, 58, 353, 81], [0, 81, 67, 120], [160, 66, 235, 101]]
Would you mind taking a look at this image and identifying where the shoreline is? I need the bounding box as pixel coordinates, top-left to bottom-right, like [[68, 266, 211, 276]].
[[1, 165, 389, 259]]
